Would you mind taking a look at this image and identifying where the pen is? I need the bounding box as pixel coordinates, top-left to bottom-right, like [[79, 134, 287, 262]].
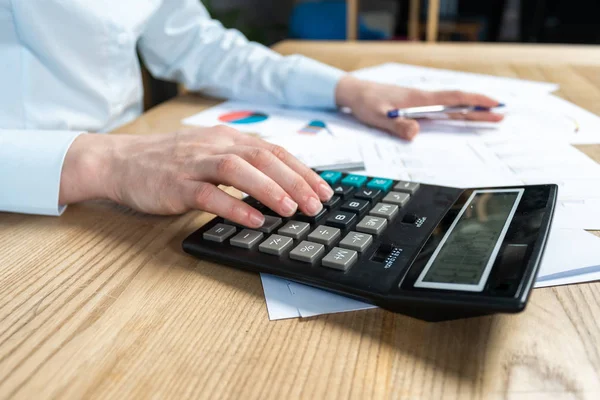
[[387, 103, 505, 119]]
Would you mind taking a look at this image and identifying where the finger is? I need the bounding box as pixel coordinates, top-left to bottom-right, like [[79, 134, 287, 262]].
[[201, 154, 300, 218], [424, 90, 501, 108], [233, 135, 334, 202], [384, 117, 420, 140], [228, 145, 324, 216], [447, 112, 504, 122], [183, 181, 265, 228]]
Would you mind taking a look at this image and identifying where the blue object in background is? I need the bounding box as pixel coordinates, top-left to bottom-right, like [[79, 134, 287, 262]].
[[289, 1, 387, 40]]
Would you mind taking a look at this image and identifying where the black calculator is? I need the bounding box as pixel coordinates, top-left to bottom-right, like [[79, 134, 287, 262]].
[[183, 171, 557, 321]]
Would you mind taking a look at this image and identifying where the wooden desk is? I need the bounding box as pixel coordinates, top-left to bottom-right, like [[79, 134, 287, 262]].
[[2, 42, 600, 399]]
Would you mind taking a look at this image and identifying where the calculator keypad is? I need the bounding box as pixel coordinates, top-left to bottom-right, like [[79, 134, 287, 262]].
[[382, 192, 410, 207], [340, 199, 370, 217], [326, 211, 357, 229], [322, 247, 358, 271], [369, 203, 399, 220], [356, 216, 388, 235], [331, 185, 355, 198], [339, 231, 373, 252], [307, 225, 341, 246], [203, 224, 236, 242], [278, 220, 310, 239], [290, 241, 325, 263], [259, 234, 293, 255], [257, 215, 283, 233], [200, 173, 421, 273], [230, 229, 264, 249]]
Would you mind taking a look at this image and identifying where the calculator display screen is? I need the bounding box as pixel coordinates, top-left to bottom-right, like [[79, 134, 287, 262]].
[[414, 189, 524, 292]]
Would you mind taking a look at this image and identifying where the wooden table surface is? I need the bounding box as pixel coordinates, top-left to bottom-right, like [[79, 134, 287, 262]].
[[2, 41, 600, 399]]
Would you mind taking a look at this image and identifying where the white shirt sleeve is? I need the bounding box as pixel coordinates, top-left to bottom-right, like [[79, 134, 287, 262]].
[[138, 0, 346, 109], [0, 130, 82, 216]]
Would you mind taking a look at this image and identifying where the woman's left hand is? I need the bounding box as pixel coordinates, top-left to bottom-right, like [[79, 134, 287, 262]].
[[335, 75, 504, 140]]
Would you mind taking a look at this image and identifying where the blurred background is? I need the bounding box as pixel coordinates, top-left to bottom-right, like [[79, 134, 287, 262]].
[[146, 0, 600, 107]]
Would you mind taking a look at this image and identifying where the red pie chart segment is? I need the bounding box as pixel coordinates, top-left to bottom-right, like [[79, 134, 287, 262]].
[[218, 111, 269, 124]]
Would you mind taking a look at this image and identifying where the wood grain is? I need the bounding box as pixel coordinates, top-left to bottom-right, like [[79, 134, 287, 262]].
[[2, 42, 600, 399]]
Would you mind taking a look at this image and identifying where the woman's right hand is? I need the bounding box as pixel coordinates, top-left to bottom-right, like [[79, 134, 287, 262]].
[[59, 126, 334, 228]]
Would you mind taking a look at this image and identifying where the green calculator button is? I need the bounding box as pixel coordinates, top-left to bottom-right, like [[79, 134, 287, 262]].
[[320, 171, 342, 185], [341, 174, 368, 187], [366, 178, 394, 192]]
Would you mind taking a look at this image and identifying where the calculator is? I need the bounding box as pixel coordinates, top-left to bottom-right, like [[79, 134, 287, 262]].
[[183, 171, 557, 321]]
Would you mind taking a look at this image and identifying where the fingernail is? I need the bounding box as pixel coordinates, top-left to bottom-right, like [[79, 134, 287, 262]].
[[306, 197, 323, 216], [281, 197, 298, 216], [249, 212, 265, 228], [318, 183, 334, 200]]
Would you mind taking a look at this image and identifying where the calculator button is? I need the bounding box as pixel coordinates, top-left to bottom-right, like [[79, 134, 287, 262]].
[[366, 178, 394, 192], [340, 199, 370, 217], [258, 215, 283, 233], [230, 229, 264, 249], [259, 234, 294, 255], [341, 174, 368, 187], [355, 188, 382, 203], [278, 220, 310, 239], [320, 171, 342, 185], [369, 202, 399, 220], [322, 247, 358, 271], [382, 192, 410, 207], [326, 211, 357, 229], [290, 240, 326, 263], [356, 216, 388, 235], [295, 207, 327, 223], [393, 181, 420, 194], [203, 223, 236, 243], [339, 231, 373, 252], [308, 225, 341, 246], [331, 185, 355, 198], [322, 195, 341, 209], [402, 213, 419, 224]]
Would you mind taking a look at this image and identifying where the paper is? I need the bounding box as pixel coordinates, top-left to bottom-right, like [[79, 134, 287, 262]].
[[352, 62, 559, 98], [182, 100, 372, 140], [261, 273, 375, 320]]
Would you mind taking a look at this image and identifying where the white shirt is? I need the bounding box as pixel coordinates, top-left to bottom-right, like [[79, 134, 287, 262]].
[[0, 0, 345, 215]]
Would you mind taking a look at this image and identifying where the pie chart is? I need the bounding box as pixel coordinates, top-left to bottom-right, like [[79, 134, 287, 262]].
[[218, 111, 269, 124]]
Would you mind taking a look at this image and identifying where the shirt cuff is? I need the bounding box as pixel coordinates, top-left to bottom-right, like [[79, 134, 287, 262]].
[[283, 56, 346, 109], [0, 130, 83, 216]]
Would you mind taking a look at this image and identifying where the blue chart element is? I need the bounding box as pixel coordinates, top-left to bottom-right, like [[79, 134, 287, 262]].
[[298, 120, 332, 135]]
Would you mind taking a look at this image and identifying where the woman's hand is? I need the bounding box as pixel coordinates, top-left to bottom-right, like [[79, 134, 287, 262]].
[[335, 75, 504, 140], [59, 126, 334, 227]]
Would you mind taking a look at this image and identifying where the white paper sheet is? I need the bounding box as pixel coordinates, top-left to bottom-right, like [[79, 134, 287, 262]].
[[352, 62, 559, 98]]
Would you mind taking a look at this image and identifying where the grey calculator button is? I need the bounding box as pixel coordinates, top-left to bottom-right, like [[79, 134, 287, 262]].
[[230, 229, 264, 249], [321, 247, 358, 271], [290, 240, 325, 263], [369, 202, 399, 220], [278, 220, 310, 239], [307, 225, 341, 246], [203, 223, 236, 243], [258, 215, 283, 234], [393, 181, 420, 194], [339, 231, 373, 252], [356, 216, 388, 235], [258, 234, 294, 255], [382, 192, 410, 207]]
